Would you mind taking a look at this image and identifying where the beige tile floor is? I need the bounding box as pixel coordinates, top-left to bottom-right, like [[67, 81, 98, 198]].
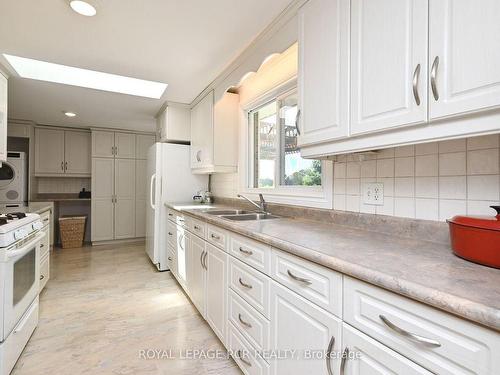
[[12, 243, 242, 375]]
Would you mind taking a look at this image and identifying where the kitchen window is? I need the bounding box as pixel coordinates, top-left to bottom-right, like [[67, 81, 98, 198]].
[[241, 85, 332, 209]]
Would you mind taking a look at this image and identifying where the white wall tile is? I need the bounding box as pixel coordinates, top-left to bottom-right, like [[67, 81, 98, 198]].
[[394, 197, 415, 218], [345, 195, 360, 212], [467, 135, 499, 151], [467, 201, 498, 216], [415, 142, 438, 155], [439, 139, 466, 153], [415, 198, 439, 221], [333, 162, 346, 178], [395, 157, 415, 177], [439, 152, 466, 176], [439, 176, 467, 199], [360, 160, 377, 178], [467, 175, 500, 201], [376, 197, 394, 216], [346, 162, 361, 178], [415, 155, 439, 176], [377, 178, 394, 197], [333, 194, 346, 211], [415, 177, 438, 198], [395, 145, 415, 157], [439, 199, 466, 221], [376, 159, 395, 178], [395, 177, 415, 197], [467, 149, 499, 175], [346, 178, 360, 195]]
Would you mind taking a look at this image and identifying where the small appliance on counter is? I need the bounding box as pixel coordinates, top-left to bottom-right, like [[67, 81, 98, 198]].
[[447, 206, 500, 268], [193, 190, 213, 204]]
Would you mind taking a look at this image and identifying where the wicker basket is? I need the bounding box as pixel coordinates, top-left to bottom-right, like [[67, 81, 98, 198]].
[[59, 215, 87, 249]]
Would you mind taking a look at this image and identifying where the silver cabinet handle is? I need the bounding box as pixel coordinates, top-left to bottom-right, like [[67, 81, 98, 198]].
[[168, 213, 174, 217], [238, 278, 253, 289], [203, 251, 208, 270], [340, 347, 349, 375], [196, 150, 202, 162], [168, 232, 173, 236], [238, 313, 252, 328], [239, 247, 253, 256], [326, 336, 335, 375], [168, 256, 172, 261], [65, 161, 68, 171], [431, 56, 440, 101], [61, 161, 64, 171], [379, 315, 441, 347], [200, 250, 205, 269], [236, 350, 252, 367], [40, 275, 45, 281], [211, 233, 220, 240], [412, 63, 421, 106], [194, 225, 201, 231], [295, 109, 301, 136], [287, 269, 312, 285]]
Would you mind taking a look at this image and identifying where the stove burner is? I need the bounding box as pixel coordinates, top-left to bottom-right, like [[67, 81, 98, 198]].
[[0, 218, 7, 226], [0, 212, 28, 225]]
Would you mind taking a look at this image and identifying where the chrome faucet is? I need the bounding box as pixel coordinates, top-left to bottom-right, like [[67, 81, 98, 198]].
[[237, 194, 267, 213]]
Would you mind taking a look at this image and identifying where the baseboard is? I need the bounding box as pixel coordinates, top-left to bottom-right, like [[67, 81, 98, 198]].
[[91, 238, 145, 246]]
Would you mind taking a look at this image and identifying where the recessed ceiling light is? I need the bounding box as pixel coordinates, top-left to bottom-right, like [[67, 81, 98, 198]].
[[3, 54, 168, 99], [64, 111, 77, 117], [70, 1, 97, 17]]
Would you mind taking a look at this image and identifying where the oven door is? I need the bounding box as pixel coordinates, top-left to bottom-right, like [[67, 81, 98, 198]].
[[1, 231, 44, 341]]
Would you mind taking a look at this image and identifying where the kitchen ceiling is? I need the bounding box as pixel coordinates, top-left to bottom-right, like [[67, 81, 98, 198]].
[[0, 0, 294, 131]]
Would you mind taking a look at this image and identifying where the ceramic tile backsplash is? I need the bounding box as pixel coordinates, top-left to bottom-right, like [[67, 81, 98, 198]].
[[210, 173, 238, 198], [37, 177, 90, 194], [333, 135, 500, 221]]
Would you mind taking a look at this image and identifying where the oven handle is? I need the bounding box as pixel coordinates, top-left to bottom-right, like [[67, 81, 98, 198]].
[[7, 232, 45, 260]]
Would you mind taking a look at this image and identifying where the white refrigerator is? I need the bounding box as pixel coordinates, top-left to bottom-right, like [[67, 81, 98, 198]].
[[145, 143, 207, 271]]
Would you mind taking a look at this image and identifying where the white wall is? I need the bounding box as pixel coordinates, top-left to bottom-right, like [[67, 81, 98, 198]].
[[36, 177, 90, 194], [333, 135, 500, 221]]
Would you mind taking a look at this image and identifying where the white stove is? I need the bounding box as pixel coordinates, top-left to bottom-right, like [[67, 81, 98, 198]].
[[0, 212, 42, 248]]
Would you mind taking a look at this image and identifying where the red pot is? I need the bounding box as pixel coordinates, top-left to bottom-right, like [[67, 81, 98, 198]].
[[447, 206, 500, 268]]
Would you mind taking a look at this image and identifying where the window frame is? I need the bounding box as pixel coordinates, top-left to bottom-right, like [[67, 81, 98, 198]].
[[238, 78, 333, 209]]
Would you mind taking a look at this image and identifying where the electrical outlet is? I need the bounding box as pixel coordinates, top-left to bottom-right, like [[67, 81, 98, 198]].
[[363, 183, 384, 206]]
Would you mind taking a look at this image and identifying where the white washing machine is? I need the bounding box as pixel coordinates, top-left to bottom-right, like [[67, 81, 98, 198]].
[[0, 152, 27, 206]]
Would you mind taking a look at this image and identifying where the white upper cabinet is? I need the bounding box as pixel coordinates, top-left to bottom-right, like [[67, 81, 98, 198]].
[[297, 0, 350, 147], [429, 0, 500, 120], [135, 134, 155, 160], [157, 104, 190, 142], [35, 128, 91, 176], [350, 0, 428, 135], [0, 72, 7, 162], [92, 131, 115, 158], [114, 132, 136, 159], [190, 91, 238, 174], [64, 131, 91, 175]]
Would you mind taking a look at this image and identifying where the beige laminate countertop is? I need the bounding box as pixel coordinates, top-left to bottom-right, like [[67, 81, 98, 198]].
[[4, 202, 53, 215], [166, 202, 500, 331]]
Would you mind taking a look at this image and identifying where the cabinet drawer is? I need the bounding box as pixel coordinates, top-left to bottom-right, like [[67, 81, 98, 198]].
[[167, 245, 177, 277], [185, 216, 206, 238], [228, 322, 270, 375], [271, 248, 342, 318], [167, 221, 176, 248], [40, 228, 50, 259], [229, 257, 270, 319], [40, 210, 50, 226], [207, 224, 227, 250], [167, 208, 177, 222], [229, 233, 271, 275], [167, 208, 186, 228], [228, 288, 270, 352], [342, 323, 432, 375], [344, 277, 500, 375], [40, 254, 49, 292]]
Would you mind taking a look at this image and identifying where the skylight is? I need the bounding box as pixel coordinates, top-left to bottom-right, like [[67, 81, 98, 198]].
[[3, 54, 168, 99]]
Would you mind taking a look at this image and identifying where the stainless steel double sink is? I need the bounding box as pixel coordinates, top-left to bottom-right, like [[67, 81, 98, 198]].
[[205, 209, 280, 221]]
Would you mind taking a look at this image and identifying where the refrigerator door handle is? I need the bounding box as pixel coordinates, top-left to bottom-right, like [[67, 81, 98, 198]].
[[150, 173, 156, 210]]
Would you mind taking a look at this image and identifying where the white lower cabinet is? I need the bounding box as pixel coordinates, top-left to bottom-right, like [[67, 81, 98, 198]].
[[341, 324, 432, 375], [228, 322, 270, 375], [39, 254, 49, 292], [205, 243, 228, 343], [186, 233, 206, 316], [270, 281, 342, 375]]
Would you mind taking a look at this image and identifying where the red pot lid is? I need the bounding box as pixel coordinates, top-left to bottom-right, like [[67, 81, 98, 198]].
[[447, 206, 500, 231]]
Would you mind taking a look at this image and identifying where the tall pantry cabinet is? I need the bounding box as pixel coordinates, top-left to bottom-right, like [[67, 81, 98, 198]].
[[91, 130, 154, 243]]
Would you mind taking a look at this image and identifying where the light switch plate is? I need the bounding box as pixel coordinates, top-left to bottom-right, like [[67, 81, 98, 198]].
[[363, 183, 384, 206]]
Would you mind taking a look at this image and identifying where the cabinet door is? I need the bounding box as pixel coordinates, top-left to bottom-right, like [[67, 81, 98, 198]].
[[429, 0, 500, 120], [270, 281, 342, 375], [91, 131, 115, 158], [91, 158, 114, 241], [297, 0, 350, 146], [34, 128, 65, 175], [205, 243, 227, 343], [165, 105, 191, 142], [64, 131, 91, 175], [115, 132, 136, 159], [341, 324, 432, 375], [186, 233, 206, 316], [190, 90, 214, 169], [114, 158, 135, 239], [350, 0, 428, 135], [0, 73, 7, 162], [136, 134, 155, 160]]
